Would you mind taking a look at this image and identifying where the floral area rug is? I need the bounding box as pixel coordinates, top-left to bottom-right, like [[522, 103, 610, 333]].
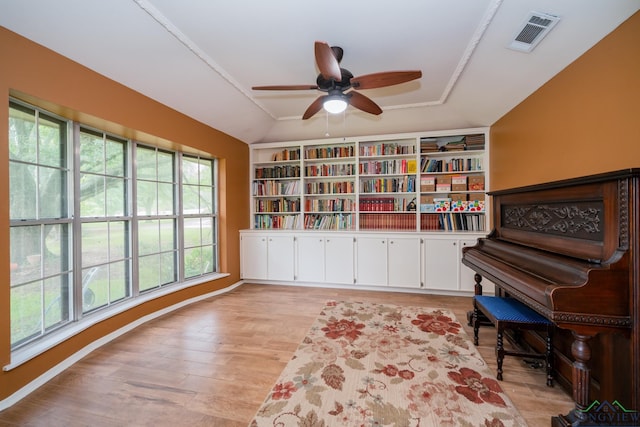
[[249, 301, 527, 427]]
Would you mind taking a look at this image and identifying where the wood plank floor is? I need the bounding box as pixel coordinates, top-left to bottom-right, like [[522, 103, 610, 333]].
[[0, 283, 575, 426]]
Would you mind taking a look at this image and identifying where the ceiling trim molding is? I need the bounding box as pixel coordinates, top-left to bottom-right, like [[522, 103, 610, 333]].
[[438, 0, 503, 105], [132, 0, 277, 119]]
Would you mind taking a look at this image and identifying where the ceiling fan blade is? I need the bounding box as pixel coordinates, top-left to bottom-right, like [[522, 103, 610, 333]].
[[302, 96, 325, 120], [351, 71, 422, 90], [315, 41, 342, 82], [348, 91, 382, 115], [252, 84, 318, 90]]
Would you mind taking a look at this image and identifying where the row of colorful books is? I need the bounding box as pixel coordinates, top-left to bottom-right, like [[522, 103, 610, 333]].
[[253, 180, 300, 196], [254, 214, 299, 229], [303, 213, 354, 230]]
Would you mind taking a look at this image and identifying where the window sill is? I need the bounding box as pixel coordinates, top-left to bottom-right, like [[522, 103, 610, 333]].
[[5, 272, 231, 371]]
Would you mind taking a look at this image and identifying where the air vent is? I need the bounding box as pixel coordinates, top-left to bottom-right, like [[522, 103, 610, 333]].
[[508, 11, 560, 53]]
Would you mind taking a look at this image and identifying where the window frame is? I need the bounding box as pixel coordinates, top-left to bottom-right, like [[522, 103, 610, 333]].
[[7, 98, 224, 367]]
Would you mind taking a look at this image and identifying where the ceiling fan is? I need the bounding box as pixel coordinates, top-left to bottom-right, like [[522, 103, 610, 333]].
[[252, 41, 422, 120]]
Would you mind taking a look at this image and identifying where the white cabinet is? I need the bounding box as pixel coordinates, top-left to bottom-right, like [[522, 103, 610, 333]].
[[240, 232, 294, 281], [356, 235, 421, 288], [324, 236, 355, 285], [296, 234, 355, 284], [296, 235, 326, 282], [241, 230, 484, 294], [267, 235, 295, 281], [240, 233, 268, 280], [424, 236, 484, 292], [388, 237, 422, 288], [356, 237, 388, 286], [424, 238, 460, 291]]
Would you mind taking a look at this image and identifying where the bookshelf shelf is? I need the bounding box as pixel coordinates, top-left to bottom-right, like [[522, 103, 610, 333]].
[[250, 129, 488, 232]]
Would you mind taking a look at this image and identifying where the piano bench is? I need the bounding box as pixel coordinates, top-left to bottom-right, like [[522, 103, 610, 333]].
[[473, 295, 554, 387]]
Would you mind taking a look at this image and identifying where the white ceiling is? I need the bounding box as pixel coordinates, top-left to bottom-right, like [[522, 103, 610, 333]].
[[1, 0, 638, 144]]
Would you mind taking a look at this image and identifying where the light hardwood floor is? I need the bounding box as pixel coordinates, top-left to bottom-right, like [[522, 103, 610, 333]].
[[0, 283, 575, 426]]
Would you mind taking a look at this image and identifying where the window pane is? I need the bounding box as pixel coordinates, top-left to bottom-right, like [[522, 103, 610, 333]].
[[9, 105, 37, 163], [80, 174, 106, 217], [184, 218, 201, 248], [184, 247, 201, 279], [39, 166, 66, 219], [38, 116, 65, 168], [10, 225, 43, 285], [106, 139, 125, 177], [109, 221, 127, 261], [82, 222, 109, 267], [157, 151, 173, 183], [183, 185, 199, 213], [202, 245, 214, 274], [106, 177, 125, 217], [182, 157, 199, 185], [43, 274, 71, 330], [44, 224, 68, 278], [199, 187, 213, 214], [109, 260, 129, 302], [139, 254, 160, 291], [160, 252, 175, 285], [199, 160, 212, 186], [83, 266, 106, 312], [138, 220, 159, 256], [137, 181, 157, 216], [10, 162, 37, 220], [80, 131, 104, 174], [11, 281, 42, 346], [202, 218, 214, 246], [136, 147, 156, 180], [159, 219, 174, 252], [157, 182, 174, 215]]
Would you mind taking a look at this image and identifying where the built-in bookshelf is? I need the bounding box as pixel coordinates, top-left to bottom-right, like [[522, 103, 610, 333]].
[[358, 138, 417, 231], [252, 146, 302, 229], [303, 143, 356, 230], [250, 129, 488, 231], [419, 134, 486, 232]]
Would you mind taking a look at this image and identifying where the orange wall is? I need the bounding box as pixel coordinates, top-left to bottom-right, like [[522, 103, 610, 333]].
[[490, 11, 640, 190], [0, 27, 249, 400]]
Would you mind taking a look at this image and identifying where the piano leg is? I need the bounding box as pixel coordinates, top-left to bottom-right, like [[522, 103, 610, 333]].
[[467, 273, 485, 326], [551, 332, 593, 426]]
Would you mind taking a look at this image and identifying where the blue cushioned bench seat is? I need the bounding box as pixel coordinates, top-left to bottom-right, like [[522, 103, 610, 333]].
[[473, 295, 554, 386]]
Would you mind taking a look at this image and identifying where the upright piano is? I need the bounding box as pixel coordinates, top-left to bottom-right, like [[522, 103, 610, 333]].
[[462, 169, 639, 426]]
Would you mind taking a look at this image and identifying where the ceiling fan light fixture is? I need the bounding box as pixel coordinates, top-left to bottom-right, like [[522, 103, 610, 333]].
[[323, 92, 348, 114]]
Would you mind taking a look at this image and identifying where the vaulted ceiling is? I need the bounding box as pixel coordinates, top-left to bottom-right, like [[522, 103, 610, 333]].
[[1, 1, 639, 144]]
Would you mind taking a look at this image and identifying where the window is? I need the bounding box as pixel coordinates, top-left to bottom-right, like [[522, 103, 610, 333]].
[[182, 156, 217, 278], [79, 128, 131, 311], [136, 145, 177, 291], [8, 99, 219, 352], [9, 103, 72, 348]]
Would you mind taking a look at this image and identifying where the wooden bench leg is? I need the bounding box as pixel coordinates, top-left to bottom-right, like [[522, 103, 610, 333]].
[[546, 326, 554, 387], [496, 323, 504, 381], [473, 303, 480, 346]]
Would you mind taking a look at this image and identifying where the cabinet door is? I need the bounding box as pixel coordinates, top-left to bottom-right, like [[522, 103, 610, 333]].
[[356, 237, 388, 286], [325, 236, 355, 285], [296, 236, 325, 282], [241, 234, 268, 280], [267, 235, 295, 281], [388, 237, 421, 288], [459, 239, 479, 292], [423, 238, 459, 291]]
